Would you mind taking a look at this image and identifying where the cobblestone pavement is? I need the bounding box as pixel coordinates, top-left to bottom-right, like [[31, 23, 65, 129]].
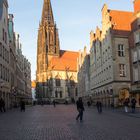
[[0, 105, 140, 140]]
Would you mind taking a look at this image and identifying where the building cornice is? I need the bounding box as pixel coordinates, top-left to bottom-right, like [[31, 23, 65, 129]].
[[91, 80, 131, 91]]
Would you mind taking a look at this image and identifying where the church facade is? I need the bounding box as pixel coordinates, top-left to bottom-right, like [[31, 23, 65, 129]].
[[36, 0, 79, 103]]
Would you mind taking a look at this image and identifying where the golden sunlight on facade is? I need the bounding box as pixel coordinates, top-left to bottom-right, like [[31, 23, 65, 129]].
[[36, 0, 79, 103], [78, 0, 140, 107], [0, 0, 32, 109]]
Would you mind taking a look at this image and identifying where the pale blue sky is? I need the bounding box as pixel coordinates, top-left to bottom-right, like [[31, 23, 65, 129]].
[[8, 0, 133, 80]]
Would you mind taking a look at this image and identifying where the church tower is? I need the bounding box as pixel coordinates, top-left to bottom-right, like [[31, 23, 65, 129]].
[[37, 0, 60, 82], [36, 0, 79, 102]]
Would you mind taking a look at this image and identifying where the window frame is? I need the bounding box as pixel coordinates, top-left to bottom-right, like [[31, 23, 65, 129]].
[[119, 64, 126, 77], [118, 44, 125, 57]]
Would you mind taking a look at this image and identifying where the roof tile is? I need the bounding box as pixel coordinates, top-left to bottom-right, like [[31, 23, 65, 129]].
[[48, 50, 79, 72]]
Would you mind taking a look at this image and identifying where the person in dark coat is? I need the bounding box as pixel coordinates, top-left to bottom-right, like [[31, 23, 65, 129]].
[[76, 97, 85, 122], [131, 97, 137, 113], [0, 98, 6, 112], [96, 101, 102, 113], [53, 100, 56, 107], [0, 98, 2, 112], [87, 101, 91, 107], [20, 99, 25, 112]]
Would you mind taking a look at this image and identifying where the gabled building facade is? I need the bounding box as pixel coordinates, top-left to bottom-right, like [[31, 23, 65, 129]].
[[0, 0, 11, 108], [90, 4, 132, 106], [8, 14, 17, 107], [0, 0, 32, 109], [77, 47, 90, 100], [130, 0, 140, 106], [15, 34, 32, 105]]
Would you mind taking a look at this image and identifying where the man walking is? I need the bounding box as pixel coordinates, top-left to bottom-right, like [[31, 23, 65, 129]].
[[20, 99, 25, 112], [53, 100, 56, 107], [96, 101, 102, 113], [0, 98, 6, 112], [131, 97, 137, 113], [76, 97, 85, 122]]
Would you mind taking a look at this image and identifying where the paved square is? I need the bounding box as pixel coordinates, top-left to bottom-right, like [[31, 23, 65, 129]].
[[0, 105, 140, 140]]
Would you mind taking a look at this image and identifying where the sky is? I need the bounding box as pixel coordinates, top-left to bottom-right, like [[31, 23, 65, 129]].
[[8, 0, 133, 80]]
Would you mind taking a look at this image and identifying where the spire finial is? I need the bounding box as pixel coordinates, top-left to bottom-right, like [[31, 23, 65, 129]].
[[41, 0, 54, 24]]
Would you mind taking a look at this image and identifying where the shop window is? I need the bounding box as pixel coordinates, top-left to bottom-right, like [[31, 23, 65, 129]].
[[56, 78, 61, 87]]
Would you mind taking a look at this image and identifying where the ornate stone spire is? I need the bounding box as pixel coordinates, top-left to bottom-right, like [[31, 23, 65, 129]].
[[41, 0, 54, 25], [37, 0, 60, 78]]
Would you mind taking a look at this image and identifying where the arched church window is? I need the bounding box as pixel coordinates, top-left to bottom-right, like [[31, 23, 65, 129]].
[[70, 76, 75, 87], [55, 75, 61, 87], [60, 91, 62, 98], [55, 91, 58, 98]]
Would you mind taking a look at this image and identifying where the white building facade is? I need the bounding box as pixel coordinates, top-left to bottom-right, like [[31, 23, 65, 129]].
[[77, 47, 90, 101], [90, 5, 131, 107], [0, 0, 11, 108], [130, 0, 140, 107]]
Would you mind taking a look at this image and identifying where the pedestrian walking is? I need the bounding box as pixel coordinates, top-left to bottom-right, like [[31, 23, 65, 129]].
[[41, 100, 44, 106], [111, 102, 114, 109], [131, 97, 137, 113], [0, 98, 6, 112], [20, 99, 25, 112], [123, 98, 129, 113], [53, 100, 56, 107], [65, 100, 68, 105], [76, 97, 85, 122], [96, 101, 102, 113], [0, 98, 2, 112], [87, 101, 91, 107]]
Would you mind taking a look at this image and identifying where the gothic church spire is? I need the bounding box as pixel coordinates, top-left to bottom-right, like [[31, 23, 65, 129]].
[[37, 0, 60, 78], [41, 0, 54, 25]]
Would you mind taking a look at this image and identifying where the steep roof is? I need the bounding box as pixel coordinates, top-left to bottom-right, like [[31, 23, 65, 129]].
[[48, 50, 79, 72], [110, 10, 133, 31], [134, 0, 140, 13], [109, 10, 133, 36]]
